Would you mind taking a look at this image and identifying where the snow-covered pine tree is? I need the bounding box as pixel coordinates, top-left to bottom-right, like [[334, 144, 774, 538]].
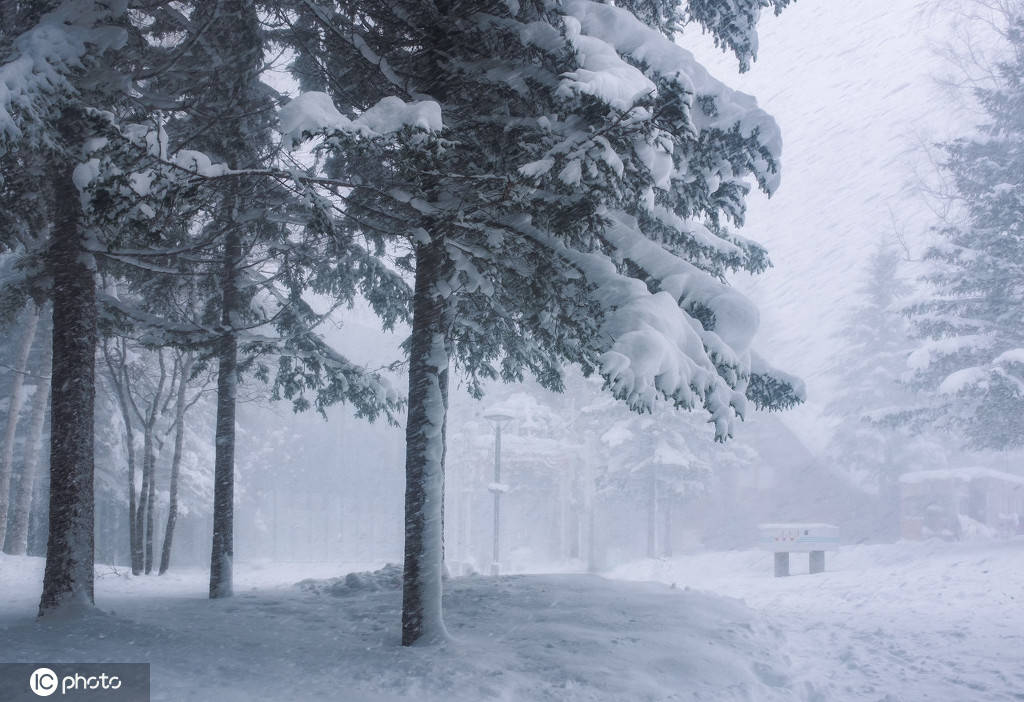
[[183, 0, 267, 601], [0, 0, 138, 614], [825, 240, 944, 537], [2, 0, 401, 609], [599, 411, 713, 557], [92, 0, 408, 596], [283, 0, 803, 644], [905, 14, 1024, 450]]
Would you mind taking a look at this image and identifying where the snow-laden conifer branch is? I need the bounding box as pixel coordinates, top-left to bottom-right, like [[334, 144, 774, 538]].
[[684, 0, 793, 73], [0, 0, 129, 155]]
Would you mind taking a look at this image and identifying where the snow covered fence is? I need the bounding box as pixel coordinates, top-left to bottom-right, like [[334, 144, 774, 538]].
[[759, 523, 840, 577]]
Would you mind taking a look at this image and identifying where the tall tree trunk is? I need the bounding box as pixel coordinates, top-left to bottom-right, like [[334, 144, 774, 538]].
[[144, 439, 156, 574], [39, 110, 97, 615], [4, 324, 52, 555], [123, 381, 141, 574], [402, 241, 451, 646], [210, 222, 240, 599], [104, 342, 142, 575], [160, 356, 192, 575], [0, 302, 40, 547], [145, 352, 166, 574], [135, 445, 150, 572]]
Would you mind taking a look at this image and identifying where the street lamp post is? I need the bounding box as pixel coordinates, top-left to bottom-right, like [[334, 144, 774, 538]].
[[484, 409, 514, 576]]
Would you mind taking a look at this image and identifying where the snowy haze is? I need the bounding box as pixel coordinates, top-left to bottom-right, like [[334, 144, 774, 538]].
[[222, 0, 1002, 559], [2, 1, 1023, 701], [61, 0, 1018, 623]]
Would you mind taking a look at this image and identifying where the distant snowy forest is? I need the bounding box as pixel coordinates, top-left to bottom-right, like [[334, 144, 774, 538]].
[[0, 0, 1022, 699]]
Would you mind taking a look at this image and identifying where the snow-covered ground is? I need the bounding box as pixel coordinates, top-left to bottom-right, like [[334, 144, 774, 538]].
[[611, 538, 1024, 701], [3, 540, 1019, 701], [0, 555, 794, 701]]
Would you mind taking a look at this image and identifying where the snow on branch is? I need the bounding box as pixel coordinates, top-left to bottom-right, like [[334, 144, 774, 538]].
[[748, 351, 806, 410], [603, 209, 758, 358], [601, 210, 805, 414], [684, 0, 793, 72], [507, 214, 748, 439], [272, 332, 404, 423], [938, 366, 989, 395], [278, 92, 442, 146], [0, 0, 128, 154], [906, 334, 996, 371], [560, 0, 782, 191]]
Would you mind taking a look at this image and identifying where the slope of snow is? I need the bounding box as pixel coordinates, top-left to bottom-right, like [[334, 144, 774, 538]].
[[611, 539, 1024, 701], [0, 555, 798, 702]]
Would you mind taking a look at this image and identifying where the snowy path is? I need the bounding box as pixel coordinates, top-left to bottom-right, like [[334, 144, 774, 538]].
[[610, 539, 1024, 702]]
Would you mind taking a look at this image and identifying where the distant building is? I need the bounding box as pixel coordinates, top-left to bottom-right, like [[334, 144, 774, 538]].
[[899, 468, 1024, 540]]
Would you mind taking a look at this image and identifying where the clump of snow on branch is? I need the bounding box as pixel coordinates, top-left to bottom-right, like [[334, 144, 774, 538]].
[[906, 334, 996, 372], [560, 0, 782, 191], [278, 92, 442, 145], [0, 1, 128, 154], [503, 0, 800, 434], [510, 215, 750, 439], [938, 367, 989, 395]]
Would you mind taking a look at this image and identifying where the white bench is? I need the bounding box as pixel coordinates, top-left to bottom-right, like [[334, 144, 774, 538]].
[[758, 523, 839, 577]]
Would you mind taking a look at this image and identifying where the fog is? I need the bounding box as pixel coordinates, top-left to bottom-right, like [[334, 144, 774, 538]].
[[1, 0, 1022, 700]]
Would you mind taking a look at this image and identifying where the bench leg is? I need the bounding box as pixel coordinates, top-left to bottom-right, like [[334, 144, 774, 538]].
[[774, 552, 789, 577], [809, 550, 825, 574]]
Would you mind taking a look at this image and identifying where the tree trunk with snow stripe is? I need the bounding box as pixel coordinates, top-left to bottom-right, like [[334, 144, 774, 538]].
[[402, 241, 452, 646]]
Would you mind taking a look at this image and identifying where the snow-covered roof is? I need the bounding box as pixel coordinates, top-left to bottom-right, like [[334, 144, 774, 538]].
[[899, 467, 1024, 486]]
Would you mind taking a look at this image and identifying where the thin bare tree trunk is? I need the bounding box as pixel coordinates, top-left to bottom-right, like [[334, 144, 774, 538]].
[[144, 447, 156, 573], [103, 339, 142, 574], [135, 450, 150, 571], [159, 355, 192, 575], [4, 322, 52, 555], [142, 351, 166, 575], [0, 302, 40, 547]]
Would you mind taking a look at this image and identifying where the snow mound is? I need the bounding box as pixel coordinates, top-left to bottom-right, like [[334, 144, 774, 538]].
[[1, 557, 799, 702], [297, 563, 403, 596]]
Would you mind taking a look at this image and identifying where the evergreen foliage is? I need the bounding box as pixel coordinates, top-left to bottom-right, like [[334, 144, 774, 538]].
[[906, 15, 1024, 450]]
